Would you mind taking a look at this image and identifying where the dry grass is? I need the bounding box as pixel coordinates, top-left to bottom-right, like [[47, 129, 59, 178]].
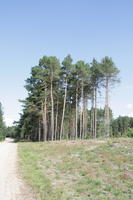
[[18, 138, 133, 200]]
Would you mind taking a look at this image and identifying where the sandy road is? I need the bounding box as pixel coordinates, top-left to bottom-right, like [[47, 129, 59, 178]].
[[0, 138, 36, 200]]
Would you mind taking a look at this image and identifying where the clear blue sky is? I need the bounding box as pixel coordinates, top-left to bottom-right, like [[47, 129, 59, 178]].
[[0, 0, 133, 125]]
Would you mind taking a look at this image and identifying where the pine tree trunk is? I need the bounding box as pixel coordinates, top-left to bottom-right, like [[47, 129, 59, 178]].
[[41, 102, 45, 141], [90, 98, 93, 138], [44, 88, 47, 141], [38, 118, 41, 142], [84, 96, 88, 138], [91, 91, 95, 138], [55, 100, 58, 140], [82, 97, 85, 139], [80, 80, 84, 139], [75, 91, 78, 139], [83, 97, 85, 139], [72, 116, 75, 139], [93, 89, 95, 138], [51, 80, 54, 141], [105, 78, 110, 137], [60, 79, 67, 140], [94, 87, 97, 139], [80, 112, 82, 139]]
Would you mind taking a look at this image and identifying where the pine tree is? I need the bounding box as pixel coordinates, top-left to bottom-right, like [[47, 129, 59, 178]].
[[101, 57, 120, 137]]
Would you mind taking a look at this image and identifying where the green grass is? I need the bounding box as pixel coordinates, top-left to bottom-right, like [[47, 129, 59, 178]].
[[18, 138, 133, 200]]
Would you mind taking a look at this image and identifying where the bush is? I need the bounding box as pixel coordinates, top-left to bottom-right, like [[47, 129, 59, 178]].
[[127, 128, 133, 137]]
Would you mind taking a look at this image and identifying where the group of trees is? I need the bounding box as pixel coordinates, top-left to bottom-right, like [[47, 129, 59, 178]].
[[6, 126, 16, 138], [0, 103, 6, 140], [112, 116, 133, 137], [15, 55, 120, 141]]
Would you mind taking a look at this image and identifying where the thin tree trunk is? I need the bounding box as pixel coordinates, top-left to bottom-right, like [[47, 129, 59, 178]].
[[84, 96, 88, 138], [75, 91, 78, 139], [80, 80, 84, 139], [60, 79, 67, 140], [38, 118, 41, 142], [80, 111, 82, 139], [72, 116, 75, 139], [90, 98, 93, 138], [41, 102, 45, 141], [82, 81, 84, 139], [91, 91, 95, 138], [83, 97, 85, 139], [104, 78, 110, 137], [55, 100, 59, 140], [94, 87, 97, 139], [44, 88, 47, 141], [41, 86, 48, 142], [51, 80, 54, 141]]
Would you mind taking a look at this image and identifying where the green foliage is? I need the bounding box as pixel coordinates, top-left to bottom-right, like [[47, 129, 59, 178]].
[[6, 126, 17, 138], [112, 116, 133, 137], [0, 102, 6, 140], [101, 56, 120, 84], [127, 128, 133, 137]]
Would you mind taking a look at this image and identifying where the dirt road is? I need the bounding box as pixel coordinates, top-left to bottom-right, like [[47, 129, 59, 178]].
[[0, 138, 36, 200]]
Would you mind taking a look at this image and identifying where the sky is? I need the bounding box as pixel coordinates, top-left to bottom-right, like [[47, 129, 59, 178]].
[[0, 0, 133, 126]]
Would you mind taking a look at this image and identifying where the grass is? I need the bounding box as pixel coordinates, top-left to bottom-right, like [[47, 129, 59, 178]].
[[18, 138, 133, 200]]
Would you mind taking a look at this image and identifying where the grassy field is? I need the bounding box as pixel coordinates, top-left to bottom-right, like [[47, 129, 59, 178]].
[[18, 138, 133, 200]]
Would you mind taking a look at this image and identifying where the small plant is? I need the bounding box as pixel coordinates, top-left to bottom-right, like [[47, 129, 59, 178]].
[[127, 128, 133, 137]]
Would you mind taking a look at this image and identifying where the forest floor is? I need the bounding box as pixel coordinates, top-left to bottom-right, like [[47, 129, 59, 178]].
[[18, 138, 133, 200], [0, 138, 36, 200]]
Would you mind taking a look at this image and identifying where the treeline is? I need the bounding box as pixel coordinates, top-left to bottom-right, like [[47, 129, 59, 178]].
[[0, 102, 6, 140], [112, 116, 133, 137], [15, 55, 120, 141], [6, 126, 16, 138]]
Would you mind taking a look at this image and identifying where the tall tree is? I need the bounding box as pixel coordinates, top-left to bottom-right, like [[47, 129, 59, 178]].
[[39, 56, 60, 141], [60, 55, 73, 140], [101, 57, 120, 137], [75, 61, 90, 139], [90, 59, 103, 138]]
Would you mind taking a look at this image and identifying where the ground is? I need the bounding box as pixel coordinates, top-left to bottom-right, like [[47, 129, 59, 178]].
[[0, 138, 133, 200], [18, 138, 133, 200], [0, 138, 36, 200]]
